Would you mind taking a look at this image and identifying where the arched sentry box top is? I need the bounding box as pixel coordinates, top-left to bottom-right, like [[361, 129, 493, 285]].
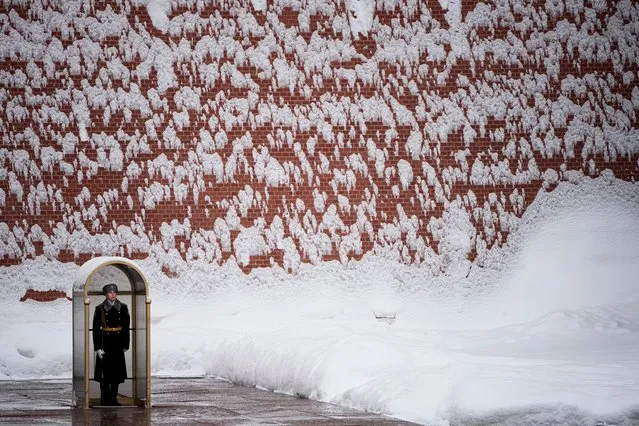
[[73, 256, 149, 298]]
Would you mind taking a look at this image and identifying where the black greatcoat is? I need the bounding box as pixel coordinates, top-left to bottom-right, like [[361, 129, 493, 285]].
[[92, 299, 130, 384]]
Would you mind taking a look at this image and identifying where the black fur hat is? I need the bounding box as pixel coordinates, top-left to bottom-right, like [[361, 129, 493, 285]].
[[102, 283, 118, 294]]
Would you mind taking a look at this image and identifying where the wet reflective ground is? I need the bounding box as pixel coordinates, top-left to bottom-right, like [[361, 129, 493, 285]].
[[0, 377, 417, 425]]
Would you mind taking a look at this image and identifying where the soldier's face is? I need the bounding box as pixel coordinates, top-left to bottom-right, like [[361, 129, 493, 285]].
[[106, 290, 117, 301]]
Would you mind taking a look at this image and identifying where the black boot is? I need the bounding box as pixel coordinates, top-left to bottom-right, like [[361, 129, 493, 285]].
[[110, 383, 121, 406], [100, 382, 107, 406]]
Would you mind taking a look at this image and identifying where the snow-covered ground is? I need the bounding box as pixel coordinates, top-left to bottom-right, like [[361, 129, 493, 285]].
[[1, 174, 638, 425]]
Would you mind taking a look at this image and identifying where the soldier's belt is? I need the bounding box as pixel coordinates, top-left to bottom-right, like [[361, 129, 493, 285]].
[[102, 326, 122, 332]]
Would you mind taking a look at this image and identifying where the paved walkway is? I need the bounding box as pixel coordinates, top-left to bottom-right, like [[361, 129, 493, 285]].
[[0, 377, 418, 425]]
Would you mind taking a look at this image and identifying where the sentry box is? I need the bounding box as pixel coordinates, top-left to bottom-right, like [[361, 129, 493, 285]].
[[72, 257, 151, 408]]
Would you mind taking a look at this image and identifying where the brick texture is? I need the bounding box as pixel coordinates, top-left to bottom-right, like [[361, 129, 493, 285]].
[[20, 289, 72, 302], [0, 0, 637, 276]]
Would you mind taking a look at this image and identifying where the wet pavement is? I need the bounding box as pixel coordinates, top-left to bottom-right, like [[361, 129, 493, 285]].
[[0, 377, 418, 425]]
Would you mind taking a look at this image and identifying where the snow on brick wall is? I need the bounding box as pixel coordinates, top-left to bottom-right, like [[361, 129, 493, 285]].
[[0, 0, 637, 276]]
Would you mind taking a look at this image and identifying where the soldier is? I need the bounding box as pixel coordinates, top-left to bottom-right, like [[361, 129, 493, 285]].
[[93, 283, 130, 406]]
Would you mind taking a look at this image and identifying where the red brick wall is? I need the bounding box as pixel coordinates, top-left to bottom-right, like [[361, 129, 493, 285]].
[[20, 289, 71, 302], [1, 0, 637, 275]]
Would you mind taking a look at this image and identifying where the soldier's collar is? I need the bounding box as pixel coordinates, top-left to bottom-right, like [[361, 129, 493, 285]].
[[103, 299, 121, 312]]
